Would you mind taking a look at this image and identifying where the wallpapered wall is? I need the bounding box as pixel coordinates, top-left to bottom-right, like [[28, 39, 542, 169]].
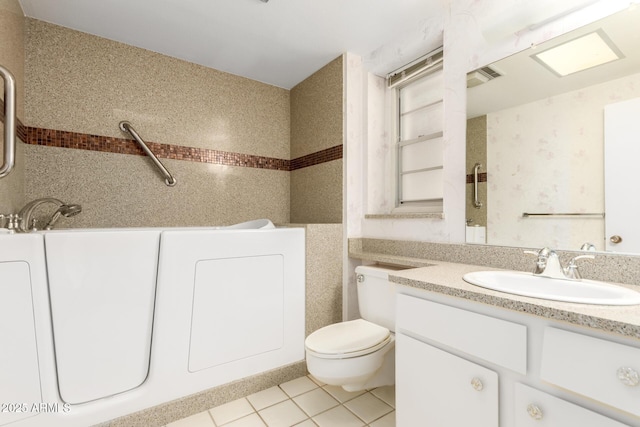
[[487, 72, 640, 250]]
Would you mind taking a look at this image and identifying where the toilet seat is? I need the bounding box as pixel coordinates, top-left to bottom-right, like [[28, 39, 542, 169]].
[[305, 319, 391, 359]]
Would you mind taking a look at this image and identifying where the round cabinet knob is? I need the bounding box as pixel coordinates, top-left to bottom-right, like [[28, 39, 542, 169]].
[[610, 235, 623, 244], [470, 377, 483, 391], [527, 404, 543, 420], [617, 367, 640, 387], [356, 274, 365, 283]]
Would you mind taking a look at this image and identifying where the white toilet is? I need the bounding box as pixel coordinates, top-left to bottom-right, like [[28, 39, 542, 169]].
[[305, 264, 404, 391]]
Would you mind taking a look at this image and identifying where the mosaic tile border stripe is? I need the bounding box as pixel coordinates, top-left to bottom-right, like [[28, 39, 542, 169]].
[[466, 172, 487, 184], [290, 145, 343, 170], [4, 121, 343, 172]]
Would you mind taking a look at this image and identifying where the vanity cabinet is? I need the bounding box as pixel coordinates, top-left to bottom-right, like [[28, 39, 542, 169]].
[[395, 292, 640, 427], [540, 327, 640, 418], [514, 383, 628, 427], [397, 333, 498, 426]]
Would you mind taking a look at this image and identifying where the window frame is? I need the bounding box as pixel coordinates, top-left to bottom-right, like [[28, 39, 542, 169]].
[[390, 57, 445, 214]]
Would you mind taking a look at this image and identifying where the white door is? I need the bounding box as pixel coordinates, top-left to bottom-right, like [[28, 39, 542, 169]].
[[604, 97, 640, 252]]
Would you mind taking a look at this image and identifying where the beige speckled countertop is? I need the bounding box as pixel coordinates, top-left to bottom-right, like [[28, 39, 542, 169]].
[[387, 261, 640, 341]]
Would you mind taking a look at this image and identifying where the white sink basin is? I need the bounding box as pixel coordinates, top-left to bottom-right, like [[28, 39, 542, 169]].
[[463, 270, 640, 306]]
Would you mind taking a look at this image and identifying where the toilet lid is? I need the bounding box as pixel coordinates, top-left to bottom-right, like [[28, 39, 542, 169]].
[[305, 319, 390, 355]]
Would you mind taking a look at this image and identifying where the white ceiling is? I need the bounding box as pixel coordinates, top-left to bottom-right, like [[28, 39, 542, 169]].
[[18, 0, 444, 89], [468, 5, 640, 118]]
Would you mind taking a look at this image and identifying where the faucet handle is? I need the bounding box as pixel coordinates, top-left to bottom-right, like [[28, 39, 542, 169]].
[[580, 242, 597, 251], [564, 254, 595, 280], [524, 247, 553, 258], [1, 214, 21, 233], [524, 248, 555, 275]]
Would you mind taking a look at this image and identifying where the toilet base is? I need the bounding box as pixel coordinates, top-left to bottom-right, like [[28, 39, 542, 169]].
[[341, 349, 395, 392], [306, 337, 395, 392]]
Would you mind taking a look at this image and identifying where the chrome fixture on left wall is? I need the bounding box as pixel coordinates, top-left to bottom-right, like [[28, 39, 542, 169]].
[[16, 198, 82, 232], [0, 64, 17, 179]]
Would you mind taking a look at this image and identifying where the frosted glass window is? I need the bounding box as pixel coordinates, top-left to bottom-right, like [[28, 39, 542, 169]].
[[400, 103, 443, 141], [401, 169, 444, 202], [401, 137, 443, 172], [394, 59, 444, 209], [399, 70, 444, 113]]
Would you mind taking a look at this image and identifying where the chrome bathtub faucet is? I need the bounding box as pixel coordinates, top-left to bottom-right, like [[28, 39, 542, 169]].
[[0, 213, 20, 232], [17, 198, 82, 232]]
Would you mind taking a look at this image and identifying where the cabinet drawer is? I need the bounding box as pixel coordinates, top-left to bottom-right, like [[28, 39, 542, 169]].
[[541, 327, 640, 417], [514, 383, 627, 427], [397, 294, 527, 374]]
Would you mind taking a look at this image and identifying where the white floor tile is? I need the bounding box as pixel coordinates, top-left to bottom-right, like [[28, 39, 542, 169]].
[[247, 386, 289, 411], [279, 376, 318, 397], [292, 388, 339, 417], [293, 420, 317, 427], [312, 406, 365, 427], [258, 400, 308, 427], [322, 385, 366, 403], [166, 411, 215, 427], [343, 393, 393, 424], [224, 413, 267, 427], [369, 411, 395, 427], [209, 398, 255, 426], [371, 386, 396, 408], [307, 375, 326, 387]]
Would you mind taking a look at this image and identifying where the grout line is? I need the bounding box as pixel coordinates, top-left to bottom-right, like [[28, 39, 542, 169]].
[[205, 377, 394, 427]]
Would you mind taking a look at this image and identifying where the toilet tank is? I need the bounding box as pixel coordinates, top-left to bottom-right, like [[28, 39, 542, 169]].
[[355, 265, 407, 332]]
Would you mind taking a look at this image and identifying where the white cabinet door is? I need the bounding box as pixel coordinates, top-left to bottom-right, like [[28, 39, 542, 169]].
[[396, 333, 499, 427], [514, 383, 628, 427]]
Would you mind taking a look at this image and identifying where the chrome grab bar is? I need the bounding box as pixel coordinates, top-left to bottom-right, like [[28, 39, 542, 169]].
[[473, 162, 482, 209], [0, 64, 17, 179], [119, 121, 177, 187]]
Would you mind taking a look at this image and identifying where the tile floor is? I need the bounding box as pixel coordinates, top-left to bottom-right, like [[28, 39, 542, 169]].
[[166, 375, 395, 427]]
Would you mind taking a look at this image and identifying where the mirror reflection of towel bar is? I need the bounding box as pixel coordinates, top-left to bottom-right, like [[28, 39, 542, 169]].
[[522, 212, 605, 218]]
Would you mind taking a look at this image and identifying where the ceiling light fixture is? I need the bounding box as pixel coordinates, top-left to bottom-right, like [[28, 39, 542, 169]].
[[531, 29, 624, 77]]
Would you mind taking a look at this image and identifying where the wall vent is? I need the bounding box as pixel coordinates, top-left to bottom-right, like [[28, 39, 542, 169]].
[[467, 66, 502, 88]]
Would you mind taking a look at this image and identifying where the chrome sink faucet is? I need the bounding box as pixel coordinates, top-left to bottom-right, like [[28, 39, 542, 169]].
[[524, 247, 594, 281]]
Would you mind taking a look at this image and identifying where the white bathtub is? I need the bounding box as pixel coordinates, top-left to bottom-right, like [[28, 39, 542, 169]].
[[0, 221, 304, 427]]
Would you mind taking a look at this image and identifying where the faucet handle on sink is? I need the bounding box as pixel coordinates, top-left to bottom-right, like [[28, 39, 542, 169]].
[[524, 248, 554, 275], [564, 254, 595, 280]]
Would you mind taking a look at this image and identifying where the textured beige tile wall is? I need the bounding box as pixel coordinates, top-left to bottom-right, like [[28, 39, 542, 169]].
[[465, 115, 486, 227], [23, 19, 291, 227], [290, 56, 343, 159], [0, 0, 25, 214], [25, 145, 289, 228], [301, 223, 343, 336], [290, 55, 343, 223], [25, 20, 290, 158], [290, 160, 342, 224]]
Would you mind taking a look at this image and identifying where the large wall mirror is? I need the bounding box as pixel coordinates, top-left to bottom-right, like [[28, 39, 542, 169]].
[[466, 6, 640, 254]]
